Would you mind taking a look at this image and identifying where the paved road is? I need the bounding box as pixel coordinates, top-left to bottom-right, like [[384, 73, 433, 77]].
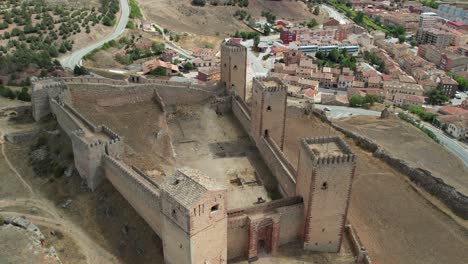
[[316, 104, 468, 167], [421, 123, 468, 167], [321, 4, 350, 24], [59, 0, 130, 69]]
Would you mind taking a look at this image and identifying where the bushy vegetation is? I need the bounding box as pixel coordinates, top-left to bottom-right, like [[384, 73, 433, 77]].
[[114, 37, 165, 65], [231, 31, 259, 40], [234, 10, 249, 20], [129, 0, 143, 19], [329, 0, 388, 33], [421, 0, 439, 9], [100, 0, 120, 26], [0, 85, 31, 101], [454, 75, 467, 91], [363, 50, 387, 73], [149, 67, 166, 76], [192, 0, 206, 6], [261, 11, 276, 24], [225, 0, 249, 7], [315, 49, 357, 70], [426, 88, 449, 105], [398, 112, 440, 143], [349, 94, 382, 108], [404, 105, 436, 123]]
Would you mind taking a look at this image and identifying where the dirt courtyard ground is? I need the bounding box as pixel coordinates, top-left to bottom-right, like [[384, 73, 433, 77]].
[[70, 88, 174, 180], [168, 103, 281, 208], [335, 116, 468, 196], [283, 113, 468, 264]]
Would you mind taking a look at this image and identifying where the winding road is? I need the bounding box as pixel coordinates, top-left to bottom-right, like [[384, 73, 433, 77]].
[[59, 0, 130, 69]]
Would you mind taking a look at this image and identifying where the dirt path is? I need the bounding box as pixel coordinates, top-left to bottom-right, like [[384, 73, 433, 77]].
[[0, 116, 120, 264], [0, 132, 35, 195]]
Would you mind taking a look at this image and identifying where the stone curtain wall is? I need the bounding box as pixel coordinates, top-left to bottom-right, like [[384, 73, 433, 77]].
[[331, 122, 468, 220], [61, 77, 127, 85], [232, 97, 251, 136], [227, 216, 249, 259], [257, 137, 297, 196], [276, 203, 304, 246], [102, 155, 164, 236], [66, 81, 213, 106], [50, 99, 82, 137]]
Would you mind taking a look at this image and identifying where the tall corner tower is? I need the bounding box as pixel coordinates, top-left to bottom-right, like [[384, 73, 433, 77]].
[[220, 41, 247, 101], [250, 77, 287, 149], [295, 137, 356, 252], [160, 168, 227, 264]]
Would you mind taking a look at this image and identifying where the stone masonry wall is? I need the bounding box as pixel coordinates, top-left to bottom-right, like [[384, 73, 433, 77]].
[[102, 155, 164, 236], [277, 203, 304, 246], [227, 216, 249, 260], [50, 99, 82, 137], [257, 137, 297, 197], [232, 97, 251, 137], [331, 122, 468, 220]]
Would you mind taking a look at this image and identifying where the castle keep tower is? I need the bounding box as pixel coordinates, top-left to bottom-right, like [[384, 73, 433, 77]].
[[251, 77, 287, 149], [221, 41, 247, 101], [160, 168, 228, 264], [296, 137, 356, 252]]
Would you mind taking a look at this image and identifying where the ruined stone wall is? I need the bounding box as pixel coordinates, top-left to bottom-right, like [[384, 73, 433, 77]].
[[31, 87, 50, 121], [257, 137, 297, 197], [331, 123, 468, 219], [102, 155, 164, 236]]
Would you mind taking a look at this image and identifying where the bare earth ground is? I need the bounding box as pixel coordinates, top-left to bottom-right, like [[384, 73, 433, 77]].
[[284, 113, 468, 264], [70, 88, 174, 178], [136, 0, 317, 37], [0, 103, 165, 264], [168, 103, 281, 208], [335, 116, 468, 196]]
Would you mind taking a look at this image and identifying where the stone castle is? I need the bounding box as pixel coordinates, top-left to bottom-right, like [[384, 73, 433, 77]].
[[30, 41, 366, 263]]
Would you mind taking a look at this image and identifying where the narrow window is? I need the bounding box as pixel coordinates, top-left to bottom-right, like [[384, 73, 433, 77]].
[[321, 182, 328, 190], [211, 204, 219, 214], [264, 129, 269, 137], [266, 105, 271, 111]]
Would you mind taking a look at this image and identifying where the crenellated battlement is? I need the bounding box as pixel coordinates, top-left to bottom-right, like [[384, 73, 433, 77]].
[[253, 77, 287, 93], [300, 137, 356, 165], [101, 125, 121, 140]]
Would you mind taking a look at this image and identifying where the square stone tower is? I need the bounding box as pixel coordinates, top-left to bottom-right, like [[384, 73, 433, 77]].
[[296, 137, 356, 252], [250, 77, 287, 149], [160, 168, 227, 264], [220, 41, 247, 101]]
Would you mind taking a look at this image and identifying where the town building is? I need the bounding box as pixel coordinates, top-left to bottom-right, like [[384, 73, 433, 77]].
[[197, 66, 221, 82], [393, 94, 426, 107], [142, 59, 179, 76], [439, 76, 459, 98], [419, 12, 439, 29], [383, 80, 424, 100]]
